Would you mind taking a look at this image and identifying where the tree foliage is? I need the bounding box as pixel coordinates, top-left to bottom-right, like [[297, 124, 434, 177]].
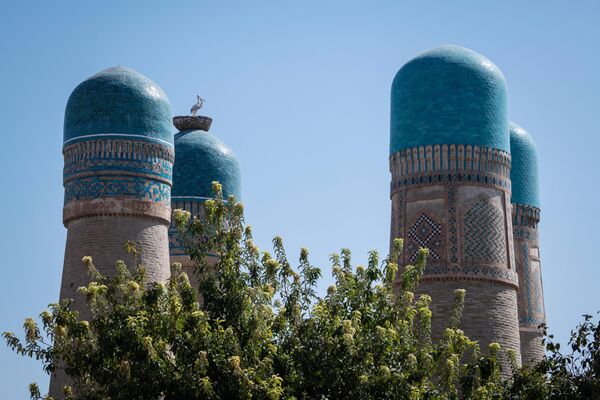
[[503, 315, 600, 400], [4, 182, 600, 399]]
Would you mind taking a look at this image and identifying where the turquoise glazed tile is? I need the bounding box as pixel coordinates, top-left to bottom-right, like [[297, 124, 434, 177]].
[[390, 45, 509, 154], [510, 122, 540, 208], [64, 66, 173, 145], [172, 129, 241, 200]]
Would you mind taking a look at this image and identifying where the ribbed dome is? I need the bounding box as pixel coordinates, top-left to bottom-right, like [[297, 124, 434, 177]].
[[172, 130, 241, 200], [64, 66, 173, 145], [510, 122, 539, 208], [390, 45, 509, 155]]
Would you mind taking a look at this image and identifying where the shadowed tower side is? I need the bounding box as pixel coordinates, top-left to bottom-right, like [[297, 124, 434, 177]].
[[389, 45, 521, 372], [169, 113, 241, 287], [510, 122, 546, 365], [50, 66, 174, 397]]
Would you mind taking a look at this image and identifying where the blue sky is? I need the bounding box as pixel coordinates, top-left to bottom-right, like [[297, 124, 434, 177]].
[[1, 1, 599, 396]]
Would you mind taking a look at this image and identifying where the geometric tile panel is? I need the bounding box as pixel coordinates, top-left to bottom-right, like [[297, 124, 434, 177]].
[[64, 157, 173, 181], [407, 213, 442, 262], [464, 198, 507, 264], [64, 175, 171, 205], [447, 187, 459, 263], [519, 243, 545, 326]]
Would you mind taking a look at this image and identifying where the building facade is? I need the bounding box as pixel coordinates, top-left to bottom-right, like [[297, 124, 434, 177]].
[[510, 122, 546, 365], [389, 45, 545, 371], [168, 115, 242, 285], [51, 66, 174, 396], [51, 47, 545, 395]]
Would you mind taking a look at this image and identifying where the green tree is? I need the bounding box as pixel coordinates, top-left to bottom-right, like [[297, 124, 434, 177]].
[[8, 182, 580, 400], [502, 313, 600, 400]]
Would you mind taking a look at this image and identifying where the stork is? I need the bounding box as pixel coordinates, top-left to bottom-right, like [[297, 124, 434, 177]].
[[190, 95, 205, 116]]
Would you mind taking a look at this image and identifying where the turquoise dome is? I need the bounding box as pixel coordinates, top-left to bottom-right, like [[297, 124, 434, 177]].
[[64, 66, 173, 146], [390, 45, 509, 155], [172, 130, 241, 200], [510, 122, 539, 208]]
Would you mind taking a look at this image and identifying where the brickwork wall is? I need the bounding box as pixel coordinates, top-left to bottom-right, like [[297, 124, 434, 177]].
[[50, 215, 170, 396], [513, 204, 545, 365], [51, 136, 173, 398], [60, 216, 171, 311], [520, 330, 545, 366], [414, 280, 520, 370], [390, 144, 521, 374]]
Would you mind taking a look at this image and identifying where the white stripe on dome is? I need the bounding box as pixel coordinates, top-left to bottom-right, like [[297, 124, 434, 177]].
[[63, 133, 174, 147]]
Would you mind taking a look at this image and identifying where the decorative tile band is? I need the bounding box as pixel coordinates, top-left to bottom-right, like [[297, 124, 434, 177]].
[[64, 175, 171, 205], [63, 138, 175, 164], [390, 144, 511, 179], [391, 171, 511, 194], [512, 203, 540, 229], [412, 262, 519, 288], [420, 263, 518, 288], [171, 199, 207, 219], [64, 159, 172, 183], [514, 226, 538, 241], [390, 144, 511, 194], [63, 198, 171, 225], [63, 137, 174, 225], [418, 275, 518, 289], [63, 138, 174, 183]]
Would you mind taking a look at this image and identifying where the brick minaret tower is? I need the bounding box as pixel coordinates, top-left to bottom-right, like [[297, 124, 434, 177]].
[[510, 122, 546, 365], [50, 66, 174, 396], [169, 114, 241, 284], [389, 45, 521, 371]]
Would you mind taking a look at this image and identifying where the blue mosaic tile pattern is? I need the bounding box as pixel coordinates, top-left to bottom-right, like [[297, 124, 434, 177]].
[[63, 137, 174, 207], [64, 66, 173, 145], [464, 198, 507, 264], [390, 45, 509, 155], [422, 263, 518, 284], [510, 122, 540, 208], [407, 213, 442, 262], [395, 171, 511, 192], [64, 176, 171, 205], [64, 156, 172, 182]]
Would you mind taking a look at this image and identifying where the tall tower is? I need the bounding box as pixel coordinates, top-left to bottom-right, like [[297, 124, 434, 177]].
[[510, 122, 545, 365], [169, 114, 241, 282], [51, 66, 174, 396], [389, 45, 521, 370]]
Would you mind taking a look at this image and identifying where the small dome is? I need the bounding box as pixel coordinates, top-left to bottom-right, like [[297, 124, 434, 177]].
[[64, 66, 173, 145], [172, 129, 241, 200], [390, 45, 509, 155], [510, 122, 539, 208]]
